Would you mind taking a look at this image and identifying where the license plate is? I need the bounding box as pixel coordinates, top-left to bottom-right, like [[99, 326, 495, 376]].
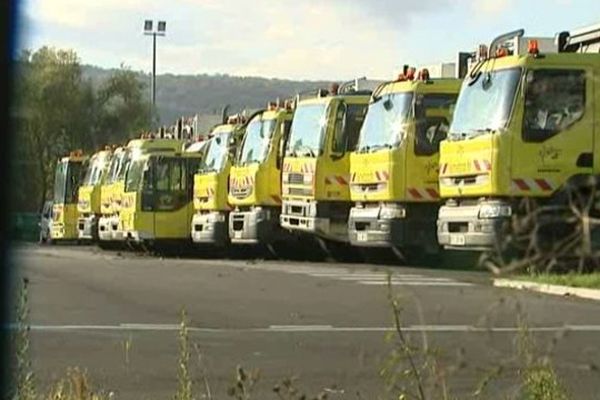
[[450, 234, 466, 246], [234, 231, 242, 239], [357, 232, 368, 242]]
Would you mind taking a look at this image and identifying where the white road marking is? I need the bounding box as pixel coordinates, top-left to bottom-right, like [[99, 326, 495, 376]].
[[359, 281, 474, 287], [245, 263, 473, 288], [11, 323, 600, 333], [255, 265, 474, 287]]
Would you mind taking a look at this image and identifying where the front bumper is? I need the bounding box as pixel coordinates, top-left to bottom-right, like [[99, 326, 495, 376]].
[[348, 205, 405, 247], [192, 211, 229, 245], [437, 200, 509, 250], [280, 200, 332, 238], [77, 214, 98, 240], [98, 216, 113, 241], [229, 207, 280, 244]]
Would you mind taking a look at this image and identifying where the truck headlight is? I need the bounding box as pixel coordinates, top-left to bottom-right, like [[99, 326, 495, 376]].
[[303, 173, 314, 185], [478, 204, 512, 219], [379, 206, 406, 219]]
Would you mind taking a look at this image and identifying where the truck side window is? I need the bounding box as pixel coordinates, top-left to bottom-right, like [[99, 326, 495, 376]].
[[415, 94, 457, 156], [523, 69, 585, 142], [155, 161, 170, 191], [332, 104, 368, 154]]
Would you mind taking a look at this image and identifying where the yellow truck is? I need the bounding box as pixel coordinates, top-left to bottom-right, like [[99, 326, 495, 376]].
[[279, 83, 370, 255], [51, 150, 88, 241], [436, 24, 600, 267], [349, 69, 460, 258], [191, 116, 247, 246], [228, 103, 294, 248], [119, 137, 204, 246], [77, 148, 113, 241], [98, 146, 129, 246]]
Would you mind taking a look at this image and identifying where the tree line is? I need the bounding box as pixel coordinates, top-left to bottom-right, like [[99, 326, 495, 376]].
[[12, 47, 152, 212]]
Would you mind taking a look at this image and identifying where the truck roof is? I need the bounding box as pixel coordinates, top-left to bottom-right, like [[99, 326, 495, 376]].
[[262, 108, 293, 120], [298, 92, 371, 106], [126, 138, 185, 152], [470, 52, 600, 74], [379, 78, 461, 96]]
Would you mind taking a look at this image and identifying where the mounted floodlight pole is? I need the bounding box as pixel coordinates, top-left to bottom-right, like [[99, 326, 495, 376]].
[[143, 20, 166, 125]]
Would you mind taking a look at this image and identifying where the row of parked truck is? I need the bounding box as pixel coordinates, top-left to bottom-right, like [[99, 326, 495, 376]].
[[47, 25, 600, 266]]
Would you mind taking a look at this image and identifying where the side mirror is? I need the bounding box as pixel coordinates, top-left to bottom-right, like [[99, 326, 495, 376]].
[[277, 121, 286, 169]]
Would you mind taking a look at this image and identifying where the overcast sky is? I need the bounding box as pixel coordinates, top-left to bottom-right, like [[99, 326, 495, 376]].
[[20, 0, 600, 80]]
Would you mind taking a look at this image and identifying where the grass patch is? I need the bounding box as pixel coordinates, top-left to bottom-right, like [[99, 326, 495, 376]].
[[515, 273, 600, 289]]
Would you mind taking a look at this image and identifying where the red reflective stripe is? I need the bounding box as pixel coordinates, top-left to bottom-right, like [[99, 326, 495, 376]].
[[382, 171, 390, 181], [325, 177, 332, 185], [535, 179, 552, 191], [441, 163, 448, 174], [483, 160, 491, 171], [271, 195, 282, 204], [426, 188, 439, 199], [408, 188, 423, 199], [473, 160, 481, 171], [514, 179, 530, 191], [375, 171, 381, 181], [335, 176, 348, 185], [351, 172, 356, 182]]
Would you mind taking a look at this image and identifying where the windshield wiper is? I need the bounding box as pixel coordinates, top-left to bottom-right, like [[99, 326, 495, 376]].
[[367, 143, 392, 153]]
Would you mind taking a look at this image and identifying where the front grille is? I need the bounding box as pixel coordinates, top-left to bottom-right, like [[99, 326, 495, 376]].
[[289, 187, 313, 196], [288, 173, 304, 184], [231, 186, 252, 198], [351, 183, 382, 194]]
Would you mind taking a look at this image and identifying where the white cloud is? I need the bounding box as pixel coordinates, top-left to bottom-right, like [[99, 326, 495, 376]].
[[472, 0, 514, 14], [24, 0, 525, 79], [29, 0, 145, 28]]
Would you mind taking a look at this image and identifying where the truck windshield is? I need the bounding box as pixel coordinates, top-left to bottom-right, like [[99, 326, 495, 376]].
[[105, 150, 129, 184], [82, 155, 108, 186], [449, 67, 521, 139], [53, 161, 68, 204], [125, 158, 147, 192], [357, 92, 413, 152], [199, 132, 231, 173], [116, 151, 132, 182], [54, 161, 83, 204], [237, 117, 277, 166], [286, 103, 327, 157]]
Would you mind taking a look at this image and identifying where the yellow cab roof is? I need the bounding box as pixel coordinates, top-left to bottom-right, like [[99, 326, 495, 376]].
[[472, 51, 600, 74], [298, 92, 371, 107], [262, 108, 293, 120], [127, 138, 185, 152], [380, 78, 461, 97]]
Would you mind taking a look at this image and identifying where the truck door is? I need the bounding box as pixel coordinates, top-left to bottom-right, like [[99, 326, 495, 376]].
[[410, 93, 457, 193], [327, 101, 368, 200], [152, 157, 190, 238], [512, 67, 593, 195]]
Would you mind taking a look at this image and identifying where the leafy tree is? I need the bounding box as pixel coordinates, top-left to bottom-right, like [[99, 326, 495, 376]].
[[13, 47, 151, 212]]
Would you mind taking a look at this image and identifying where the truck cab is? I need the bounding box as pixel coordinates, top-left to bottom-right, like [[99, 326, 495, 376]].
[[280, 85, 370, 244], [98, 146, 129, 244], [51, 151, 88, 241], [191, 117, 246, 246], [120, 138, 204, 245], [349, 70, 460, 256], [437, 25, 600, 264], [228, 103, 294, 246], [77, 148, 113, 241]]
